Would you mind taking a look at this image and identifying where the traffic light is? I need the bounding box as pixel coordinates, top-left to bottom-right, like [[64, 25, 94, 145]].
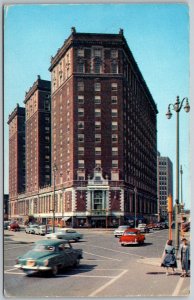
[[167, 194, 173, 213]]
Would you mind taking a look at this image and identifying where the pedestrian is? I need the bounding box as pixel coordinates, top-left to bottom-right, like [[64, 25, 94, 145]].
[[161, 239, 177, 275], [180, 238, 190, 277]]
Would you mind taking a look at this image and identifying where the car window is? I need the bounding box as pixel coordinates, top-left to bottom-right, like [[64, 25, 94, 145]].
[[34, 245, 55, 252], [124, 232, 136, 236], [58, 244, 65, 251], [64, 243, 71, 249]]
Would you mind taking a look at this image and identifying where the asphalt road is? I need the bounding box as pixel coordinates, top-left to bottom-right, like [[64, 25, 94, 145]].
[[4, 228, 190, 297]]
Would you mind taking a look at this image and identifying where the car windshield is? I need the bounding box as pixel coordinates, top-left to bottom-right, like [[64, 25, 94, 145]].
[[33, 245, 56, 252], [118, 226, 129, 229]]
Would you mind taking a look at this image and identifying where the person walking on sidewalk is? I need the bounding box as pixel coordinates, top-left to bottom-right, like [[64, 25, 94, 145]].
[[180, 238, 190, 277], [161, 239, 177, 276]]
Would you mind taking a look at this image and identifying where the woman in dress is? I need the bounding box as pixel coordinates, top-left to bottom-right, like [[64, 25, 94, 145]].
[[180, 238, 190, 277], [161, 239, 177, 275]]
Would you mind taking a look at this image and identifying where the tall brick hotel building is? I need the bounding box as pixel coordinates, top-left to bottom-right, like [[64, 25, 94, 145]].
[[8, 28, 158, 227]]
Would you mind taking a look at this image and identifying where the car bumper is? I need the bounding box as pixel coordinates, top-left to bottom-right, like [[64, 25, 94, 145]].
[[120, 241, 139, 245], [14, 264, 52, 271]]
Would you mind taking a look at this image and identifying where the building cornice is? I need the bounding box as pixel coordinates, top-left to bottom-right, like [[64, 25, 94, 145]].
[[7, 104, 25, 124], [24, 76, 51, 104]]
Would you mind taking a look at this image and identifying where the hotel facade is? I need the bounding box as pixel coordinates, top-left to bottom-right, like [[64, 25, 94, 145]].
[[8, 28, 158, 227]]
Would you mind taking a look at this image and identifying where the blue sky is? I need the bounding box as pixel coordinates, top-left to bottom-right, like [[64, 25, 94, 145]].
[[4, 3, 190, 208]]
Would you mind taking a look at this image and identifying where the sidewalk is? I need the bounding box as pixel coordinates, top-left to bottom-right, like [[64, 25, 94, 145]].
[[137, 231, 190, 271]]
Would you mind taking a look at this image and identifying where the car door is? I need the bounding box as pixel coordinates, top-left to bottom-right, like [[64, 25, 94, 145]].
[[63, 242, 75, 266]]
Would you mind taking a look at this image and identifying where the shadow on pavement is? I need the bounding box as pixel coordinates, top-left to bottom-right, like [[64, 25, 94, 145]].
[[24, 264, 97, 278]]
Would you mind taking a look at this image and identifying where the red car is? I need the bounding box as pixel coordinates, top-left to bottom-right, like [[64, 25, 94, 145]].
[[8, 222, 20, 231], [119, 228, 145, 246]]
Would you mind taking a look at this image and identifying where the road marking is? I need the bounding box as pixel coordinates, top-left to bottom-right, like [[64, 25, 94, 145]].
[[56, 274, 116, 278], [4, 268, 17, 273], [84, 251, 121, 261], [86, 245, 147, 259], [5, 244, 33, 250], [172, 277, 185, 296], [88, 269, 128, 297]]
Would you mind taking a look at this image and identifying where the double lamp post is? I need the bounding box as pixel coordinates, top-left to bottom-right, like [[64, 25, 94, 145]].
[[166, 96, 190, 256]]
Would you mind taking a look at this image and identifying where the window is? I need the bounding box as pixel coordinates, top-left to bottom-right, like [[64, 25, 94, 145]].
[[95, 134, 101, 143], [111, 83, 118, 91], [77, 63, 84, 73], [78, 147, 84, 155], [111, 63, 118, 74], [112, 134, 118, 143], [112, 109, 118, 117], [78, 121, 84, 129], [93, 191, 103, 210], [94, 48, 102, 57], [78, 160, 84, 168], [94, 62, 101, 74], [78, 95, 84, 104], [95, 121, 101, 130], [95, 160, 101, 167], [95, 82, 101, 91], [111, 49, 118, 58], [44, 100, 50, 111], [78, 81, 84, 91], [112, 122, 118, 130], [95, 96, 101, 104], [95, 147, 101, 155], [112, 160, 118, 168], [78, 108, 84, 117], [95, 108, 101, 117], [112, 147, 118, 156], [111, 96, 117, 104], [77, 49, 84, 57], [78, 134, 84, 142]]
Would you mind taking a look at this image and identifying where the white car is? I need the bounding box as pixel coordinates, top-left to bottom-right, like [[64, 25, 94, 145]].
[[45, 228, 83, 242], [137, 223, 149, 233], [114, 225, 131, 237], [34, 225, 52, 235], [25, 224, 39, 234]]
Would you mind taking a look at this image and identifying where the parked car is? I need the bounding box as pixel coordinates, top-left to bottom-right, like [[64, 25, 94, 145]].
[[4, 221, 10, 229], [45, 228, 83, 242], [25, 224, 39, 234], [8, 222, 20, 231], [114, 225, 132, 237], [34, 225, 52, 235], [137, 223, 149, 233], [119, 228, 145, 246], [14, 239, 83, 276]]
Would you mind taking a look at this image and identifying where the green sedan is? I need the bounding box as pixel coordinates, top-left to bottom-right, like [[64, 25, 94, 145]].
[[14, 239, 83, 276]]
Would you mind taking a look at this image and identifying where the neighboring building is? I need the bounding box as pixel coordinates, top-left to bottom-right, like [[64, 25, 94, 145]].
[[7, 104, 25, 216], [8, 28, 158, 227], [24, 75, 51, 193], [157, 152, 173, 221]]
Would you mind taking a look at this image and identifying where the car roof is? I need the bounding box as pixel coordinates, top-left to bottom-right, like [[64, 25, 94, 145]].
[[35, 239, 69, 246], [125, 228, 140, 233]]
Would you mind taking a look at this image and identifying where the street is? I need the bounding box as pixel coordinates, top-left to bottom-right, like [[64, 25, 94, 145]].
[[4, 228, 190, 297]]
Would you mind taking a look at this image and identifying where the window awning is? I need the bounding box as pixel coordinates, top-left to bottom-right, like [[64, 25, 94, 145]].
[[62, 217, 71, 221]]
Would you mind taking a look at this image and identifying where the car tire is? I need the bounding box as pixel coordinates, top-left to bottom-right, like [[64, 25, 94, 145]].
[[121, 243, 125, 247], [52, 265, 58, 276]]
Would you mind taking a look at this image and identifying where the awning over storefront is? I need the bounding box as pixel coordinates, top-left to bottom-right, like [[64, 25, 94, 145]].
[[62, 217, 71, 221]]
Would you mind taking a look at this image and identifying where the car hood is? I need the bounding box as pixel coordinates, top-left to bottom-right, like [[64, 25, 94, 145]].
[[19, 250, 57, 261]]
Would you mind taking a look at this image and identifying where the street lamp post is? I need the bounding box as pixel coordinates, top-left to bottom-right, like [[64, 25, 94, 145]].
[[52, 164, 57, 233], [166, 96, 190, 256], [134, 187, 137, 228]]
